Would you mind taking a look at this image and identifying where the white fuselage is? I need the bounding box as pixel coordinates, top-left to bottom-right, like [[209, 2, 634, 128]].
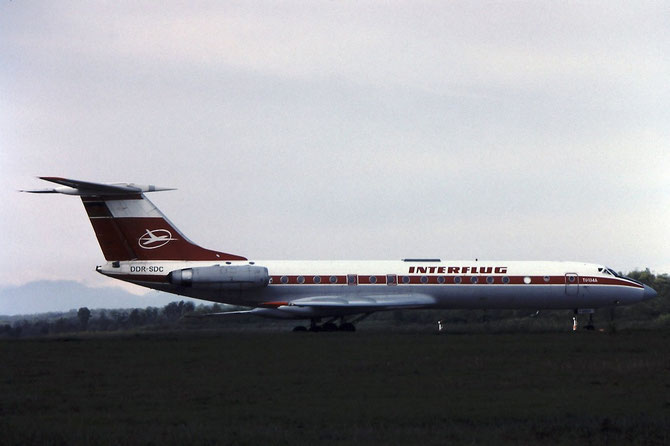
[[99, 259, 653, 318]]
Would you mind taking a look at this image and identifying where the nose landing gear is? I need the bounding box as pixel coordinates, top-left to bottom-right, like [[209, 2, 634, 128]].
[[573, 309, 596, 331], [585, 313, 595, 331]]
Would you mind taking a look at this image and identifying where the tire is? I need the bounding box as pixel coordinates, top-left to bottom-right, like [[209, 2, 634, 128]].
[[322, 322, 338, 332]]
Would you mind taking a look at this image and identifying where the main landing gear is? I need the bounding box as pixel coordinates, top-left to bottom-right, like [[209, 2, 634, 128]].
[[573, 309, 596, 331], [292, 314, 371, 333], [291, 321, 347, 332]]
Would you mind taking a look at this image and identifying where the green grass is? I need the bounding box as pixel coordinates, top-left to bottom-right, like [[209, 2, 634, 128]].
[[1, 330, 669, 445]]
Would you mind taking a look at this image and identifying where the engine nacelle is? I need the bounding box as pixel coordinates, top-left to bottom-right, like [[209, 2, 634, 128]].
[[168, 265, 270, 290]]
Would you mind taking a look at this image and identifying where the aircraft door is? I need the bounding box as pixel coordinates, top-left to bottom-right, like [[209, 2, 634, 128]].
[[565, 273, 579, 296]]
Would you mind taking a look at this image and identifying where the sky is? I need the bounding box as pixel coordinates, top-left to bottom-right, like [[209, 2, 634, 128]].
[[1, 1, 668, 299]]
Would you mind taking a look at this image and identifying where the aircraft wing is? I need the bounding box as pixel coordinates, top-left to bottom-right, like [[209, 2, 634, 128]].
[[286, 294, 435, 310], [192, 294, 436, 319]]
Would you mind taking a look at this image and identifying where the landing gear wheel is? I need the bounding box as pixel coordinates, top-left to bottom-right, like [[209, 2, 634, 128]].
[[308, 318, 322, 332], [585, 313, 595, 331], [322, 322, 338, 332], [340, 323, 356, 332], [292, 326, 307, 332]]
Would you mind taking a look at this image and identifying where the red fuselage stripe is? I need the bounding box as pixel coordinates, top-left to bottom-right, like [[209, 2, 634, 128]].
[[268, 275, 642, 288], [102, 273, 643, 289]]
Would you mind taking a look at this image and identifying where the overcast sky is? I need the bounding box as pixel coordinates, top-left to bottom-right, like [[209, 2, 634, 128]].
[[1, 1, 668, 296]]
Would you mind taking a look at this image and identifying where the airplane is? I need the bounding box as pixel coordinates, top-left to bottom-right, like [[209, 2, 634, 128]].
[[23, 177, 657, 332]]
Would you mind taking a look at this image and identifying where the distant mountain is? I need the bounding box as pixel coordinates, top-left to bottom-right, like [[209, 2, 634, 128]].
[[0, 280, 199, 316]]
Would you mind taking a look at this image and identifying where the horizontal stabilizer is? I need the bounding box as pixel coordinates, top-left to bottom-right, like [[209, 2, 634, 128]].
[[21, 177, 175, 196]]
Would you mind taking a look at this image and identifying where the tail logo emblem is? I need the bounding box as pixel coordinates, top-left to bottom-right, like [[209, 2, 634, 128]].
[[138, 229, 175, 249]]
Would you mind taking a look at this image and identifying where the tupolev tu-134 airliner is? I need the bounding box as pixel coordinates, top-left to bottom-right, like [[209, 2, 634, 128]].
[[24, 177, 657, 332]]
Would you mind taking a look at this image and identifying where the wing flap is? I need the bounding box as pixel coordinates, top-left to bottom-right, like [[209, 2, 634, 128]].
[[288, 294, 435, 310]]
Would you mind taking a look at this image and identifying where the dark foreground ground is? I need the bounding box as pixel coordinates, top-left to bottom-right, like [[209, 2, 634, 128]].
[[1, 329, 669, 445]]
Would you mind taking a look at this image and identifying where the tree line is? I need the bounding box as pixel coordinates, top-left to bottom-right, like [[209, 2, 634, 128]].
[[0, 300, 204, 338]]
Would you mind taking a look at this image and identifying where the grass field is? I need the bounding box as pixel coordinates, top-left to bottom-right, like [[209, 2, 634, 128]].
[[1, 329, 669, 445]]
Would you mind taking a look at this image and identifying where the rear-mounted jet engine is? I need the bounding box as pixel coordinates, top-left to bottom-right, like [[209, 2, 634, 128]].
[[168, 265, 270, 290]]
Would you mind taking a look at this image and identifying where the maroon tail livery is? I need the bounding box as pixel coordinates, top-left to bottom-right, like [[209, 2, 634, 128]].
[[81, 195, 246, 261]]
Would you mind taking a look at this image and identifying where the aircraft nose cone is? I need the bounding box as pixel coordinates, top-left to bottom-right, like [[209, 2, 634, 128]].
[[643, 284, 658, 300]]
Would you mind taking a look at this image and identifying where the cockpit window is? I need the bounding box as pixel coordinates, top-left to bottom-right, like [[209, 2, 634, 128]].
[[601, 266, 643, 285], [601, 267, 623, 278]]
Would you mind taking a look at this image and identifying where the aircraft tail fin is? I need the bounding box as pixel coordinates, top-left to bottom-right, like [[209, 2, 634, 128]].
[[25, 177, 247, 262]]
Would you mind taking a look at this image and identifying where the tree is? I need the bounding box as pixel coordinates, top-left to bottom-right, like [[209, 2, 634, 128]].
[[77, 307, 91, 331], [128, 309, 143, 327], [163, 302, 182, 322], [144, 307, 159, 324], [97, 310, 110, 331]]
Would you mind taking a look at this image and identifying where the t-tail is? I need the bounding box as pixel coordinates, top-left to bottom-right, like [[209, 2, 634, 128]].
[[23, 177, 247, 262]]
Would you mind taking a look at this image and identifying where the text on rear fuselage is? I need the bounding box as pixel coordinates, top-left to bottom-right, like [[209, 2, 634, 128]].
[[130, 265, 165, 273]]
